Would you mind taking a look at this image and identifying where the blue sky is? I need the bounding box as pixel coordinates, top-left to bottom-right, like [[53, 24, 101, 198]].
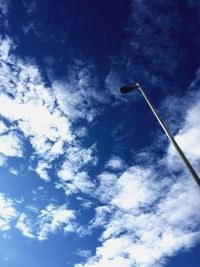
[[0, 0, 200, 266]]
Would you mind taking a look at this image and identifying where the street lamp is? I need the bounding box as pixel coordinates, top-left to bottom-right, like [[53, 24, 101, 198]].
[[120, 82, 200, 188]]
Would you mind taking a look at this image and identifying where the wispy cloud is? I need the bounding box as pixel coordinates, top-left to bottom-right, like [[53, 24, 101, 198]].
[[0, 154, 7, 166], [16, 213, 35, 239], [52, 59, 106, 122], [56, 143, 97, 194], [37, 203, 76, 241], [0, 36, 102, 190], [0, 120, 9, 134], [22, 0, 37, 15], [75, 250, 92, 259], [35, 160, 51, 181], [105, 155, 126, 171], [9, 167, 19, 176], [0, 193, 18, 231], [0, 0, 9, 16], [0, 131, 24, 157], [15, 203, 77, 240], [0, 35, 107, 243]]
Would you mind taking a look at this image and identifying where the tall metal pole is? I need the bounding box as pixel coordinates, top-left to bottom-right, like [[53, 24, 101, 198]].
[[135, 83, 200, 188]]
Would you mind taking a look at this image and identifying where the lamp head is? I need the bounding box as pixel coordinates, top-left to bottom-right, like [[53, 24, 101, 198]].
[[120, 83, 140, 94]]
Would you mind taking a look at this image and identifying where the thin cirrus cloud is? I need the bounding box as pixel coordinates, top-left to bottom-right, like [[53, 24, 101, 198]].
[[0, 193, 18, 231], [15, 203, 77, 241], [0, 131, 24, 157], [0, 34, 104, 243], [36, 203, 76, 241], [105, 155, 126, 171], [0, 0, 9, 16], [0, 36, 101, 187], [16, 213, 35, 239], [0, 186, 78, 242]]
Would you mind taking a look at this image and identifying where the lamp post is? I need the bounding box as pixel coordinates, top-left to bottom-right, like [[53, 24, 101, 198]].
[[120, 82, 200, 188]]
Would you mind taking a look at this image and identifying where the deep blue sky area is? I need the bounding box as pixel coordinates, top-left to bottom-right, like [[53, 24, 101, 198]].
[[0, 1, 200, 267], [6, 0, 130, 77]]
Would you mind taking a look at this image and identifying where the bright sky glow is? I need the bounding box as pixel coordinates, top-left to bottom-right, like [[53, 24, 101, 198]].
[[0, 1, 200, 267]]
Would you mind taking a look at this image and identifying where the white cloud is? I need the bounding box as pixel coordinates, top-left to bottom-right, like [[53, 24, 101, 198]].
[[75, 250, 92, 259], [0, 131, 24, 157], [78, 171, 200, 267], [15, 203, 77, 240], [96, 167, 160, 210], [111, 167, 160, 210], [167, 97, 200, 169], [76, 254, 132, 267], [9, 167, 19, 176], [37, 203, 76, 241], [52, 59, 106, 122], [0, 153, 7, 166], [66, 144, 97, 168], [75, 127, 88, 138], [48, 140, 65, 158], [0, 120, 9, 134], [35, 160, 51, 181], [0, 193, 18, 231], [0, 93, 73, 144], [56, 144, 97, 194], [16, 213, 35, 238], [0, 36, 101, 190], [95, 172, 118, 203], [105, 70, 124, 98], [56, 170, 94, 195], [105, 155, 125, 170], [0, 36, 13, 60], [79, 199, 93, 210], [90, 205, 113, 229]]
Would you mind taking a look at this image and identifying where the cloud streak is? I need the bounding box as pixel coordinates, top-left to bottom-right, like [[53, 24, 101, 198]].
[[0, 193, 18, 231], [0, 36, 101, 191]]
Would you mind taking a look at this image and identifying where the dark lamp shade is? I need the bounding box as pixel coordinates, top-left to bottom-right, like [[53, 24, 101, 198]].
[[120, 85, 139, 94]]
